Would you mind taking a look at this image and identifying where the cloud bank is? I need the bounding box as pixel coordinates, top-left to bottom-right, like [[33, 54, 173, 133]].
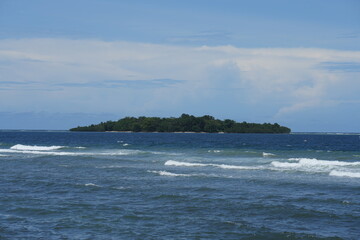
[[0, 38, 359, 130]]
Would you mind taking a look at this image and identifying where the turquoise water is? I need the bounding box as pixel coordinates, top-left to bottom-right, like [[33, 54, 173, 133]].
[[0, 131, 359, 239]]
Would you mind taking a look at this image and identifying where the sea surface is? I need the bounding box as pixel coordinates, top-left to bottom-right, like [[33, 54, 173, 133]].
[[0, 131, 359, 239]]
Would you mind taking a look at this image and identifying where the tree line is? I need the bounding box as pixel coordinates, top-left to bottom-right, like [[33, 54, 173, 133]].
[[70, 114, 291, 133]]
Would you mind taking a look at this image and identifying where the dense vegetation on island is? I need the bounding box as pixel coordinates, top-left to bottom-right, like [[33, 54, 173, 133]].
[[70, 114, 291, 133]]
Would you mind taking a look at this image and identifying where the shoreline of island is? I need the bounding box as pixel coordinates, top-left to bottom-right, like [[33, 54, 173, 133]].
[[104, 130, 227, 134], [70, 114, 291, 134]]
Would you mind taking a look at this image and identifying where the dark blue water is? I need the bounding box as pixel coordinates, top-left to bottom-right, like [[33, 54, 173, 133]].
[[0, 131, 359, 239]]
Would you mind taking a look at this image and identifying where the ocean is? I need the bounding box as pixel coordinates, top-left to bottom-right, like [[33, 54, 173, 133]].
[[0, 131, 359, 239]]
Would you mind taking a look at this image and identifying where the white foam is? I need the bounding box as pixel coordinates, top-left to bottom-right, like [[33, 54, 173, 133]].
[[123, 143, 130, 146], [271, 161, 298, 168], [301, 158, 360, 166], [104, 150, 142, 156], [329, 170, 360, 178], [165, 160, 207, 167], [208, 150, 222, 153], [148, 170, 192, 177], [271, 158, 360, 174], [0, 149, 16, 153], [96, 165, 124, 169], [289, 158, 316, 162], [10, 144, 64, 151], [0, 148, 142, 156], [84, 183, 100, 187], [287, 158, 360, 166], [164, 160, 258, 170], [215, 164, 260, 170], [263, 152, 275, 157], [0, 154, 8, 157]]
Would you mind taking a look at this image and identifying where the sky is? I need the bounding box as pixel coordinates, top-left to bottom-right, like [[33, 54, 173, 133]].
[[0, 0, 359, 132]]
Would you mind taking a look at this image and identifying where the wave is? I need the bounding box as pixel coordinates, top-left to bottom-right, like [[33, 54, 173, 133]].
[[84, 183, 101, 187], [329, 170, 360, 178], [286, 158, 360, 166], [3, 149, 89, 156], [148, 170, 193, 177], [10, 144, 64, 151], [0, 148, 143, 156], [271, 158, 360, 176], [271, 161, 298, 168], [96, 165, 125, 169], [164, 160, 259, 170], [165, 160, 207, 167], [263, 152, 275, 157], [208, 150, 222, 153], [0, 154, 8, 157], [215, 164, 260, 170]]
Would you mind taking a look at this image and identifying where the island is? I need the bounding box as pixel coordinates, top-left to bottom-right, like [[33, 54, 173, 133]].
[[70, 114, 291, 133]]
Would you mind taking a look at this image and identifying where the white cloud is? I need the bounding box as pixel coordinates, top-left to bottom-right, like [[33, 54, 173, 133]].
[[0, 38, 359, 123]]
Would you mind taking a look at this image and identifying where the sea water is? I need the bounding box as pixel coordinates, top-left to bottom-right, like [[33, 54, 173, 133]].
[[0, 131, 359, 239]]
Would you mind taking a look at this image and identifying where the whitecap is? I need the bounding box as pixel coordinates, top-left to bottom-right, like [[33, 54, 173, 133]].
[[271, 158, 360, 174], [164, 160, 259, 170], [288, 158, 305, 161], [287, 158, 360, 166], [0, 148, 143, 156], [208, 150, 222, 153], [215, 164, 260, 170], [84, 183, 100, 187], [0, 149, 16, 153], [96, 165, 124, 169], [104, 150, 141, 156], [271, 161, 299, 168], [148, 170, 192, 177], [165, 160, 208, 167], [0, 154, 8, 157], [123, 143, 130, 146], [329, 170, 360, 178], [10, 144, 64, 151], [263, 152, 275, 157], [302, 158, 359, 166]]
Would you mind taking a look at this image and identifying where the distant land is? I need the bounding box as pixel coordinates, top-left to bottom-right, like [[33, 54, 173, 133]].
[[70, 114, 291, 133]]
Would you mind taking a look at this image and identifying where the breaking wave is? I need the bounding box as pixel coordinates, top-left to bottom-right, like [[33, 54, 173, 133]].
[[84, 183, 101, 187], [329, 170, 360, 178], [165, 160, 207, 167], [282, 158, 360, 167], [271, 158, 360, 177], [208, 150, 222, 153], [164, 160, 260, 170], [0, 147, 144, 156], [148, 170, 193, 177], [10, 144, 65, 151], [263, 152, 275, 157]]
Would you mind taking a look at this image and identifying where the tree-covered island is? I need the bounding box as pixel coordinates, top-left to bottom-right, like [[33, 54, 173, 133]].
[[70, 114, 291, 133]]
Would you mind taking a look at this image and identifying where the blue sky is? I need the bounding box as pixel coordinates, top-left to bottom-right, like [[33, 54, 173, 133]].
[[0, 0, 359, 131]]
